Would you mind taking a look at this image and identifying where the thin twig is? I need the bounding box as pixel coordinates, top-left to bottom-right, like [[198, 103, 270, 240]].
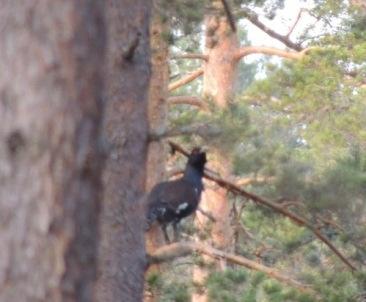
[[197, 207, 216, 222], [286, 8, 306, 38]]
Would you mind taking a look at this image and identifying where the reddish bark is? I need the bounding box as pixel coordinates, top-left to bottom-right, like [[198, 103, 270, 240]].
[[144, 12, 169, 302], [203, 12, 239, 107], [193, 4, 237, 300]]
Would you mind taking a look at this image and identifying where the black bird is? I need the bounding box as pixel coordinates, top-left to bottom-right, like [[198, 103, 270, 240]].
[[146, 148, 207, 242]]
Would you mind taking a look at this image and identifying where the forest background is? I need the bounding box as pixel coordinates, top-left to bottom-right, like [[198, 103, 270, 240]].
[[146, 0, 366, 301], [0, 0, 365, 302]]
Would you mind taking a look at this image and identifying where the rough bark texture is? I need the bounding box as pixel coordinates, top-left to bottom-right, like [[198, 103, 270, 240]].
[[193, 3, 237, 301], [0, 1, 105, 301], [144, 11, 169, 302], [95, 1, 151, 302], [203, 9, 239, 106], [146, 13, 169, 191]]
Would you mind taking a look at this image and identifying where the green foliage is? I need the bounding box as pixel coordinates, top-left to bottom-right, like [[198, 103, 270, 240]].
[[245, 43, 366, 164], [161, 282, 191, 302], [146, 272, 164, 290], [169, 99, 251, 154], [158, 0, 208, 37], [206, 269, 248, 302], [206, 269, 320, 302], [301, 147, 366, 218], [156, 1, 366, 301], [297, 270, 362, 302]]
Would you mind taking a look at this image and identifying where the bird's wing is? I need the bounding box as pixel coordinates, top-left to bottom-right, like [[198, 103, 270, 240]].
[[156, 180, 198, 208]]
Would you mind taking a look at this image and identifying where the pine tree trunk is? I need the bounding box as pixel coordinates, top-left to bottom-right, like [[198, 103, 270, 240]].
[[95, 1, 152, 302], [144, 10, 169, 302], [193, 3, 238, 301], [0, 1, 105, 301], [146, 11, 169, 192]]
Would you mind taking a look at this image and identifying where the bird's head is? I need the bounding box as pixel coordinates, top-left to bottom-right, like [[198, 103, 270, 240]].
[[188, 147, 207, 172]]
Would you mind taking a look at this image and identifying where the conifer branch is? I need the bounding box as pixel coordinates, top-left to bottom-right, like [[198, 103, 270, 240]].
[[168, 68, 204, 91], [171, 53, 208, 61], [148, 241, 315, 294], [168, 96, 207, 109], [167, 141, 358, 271], [237, 7, 303, 51]]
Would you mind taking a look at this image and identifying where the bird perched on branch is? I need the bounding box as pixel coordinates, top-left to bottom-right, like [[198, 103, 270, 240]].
[[146, 148, 207, 242]]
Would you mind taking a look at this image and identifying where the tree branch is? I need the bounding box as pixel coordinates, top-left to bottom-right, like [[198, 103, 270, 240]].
[[168, 68, 204, 92], [171, 53, 208, 61], [167, 141, 357, 271], [221, 0, 237, 32], [197, 207, 216, 222], [205, 174, 357, 271], [237, 7, 303, 51], [235, 46, 308, 61], [168, 96, 207, 109], [148, 241, 314, 294], [286, 8, 306, 38], [149, 124, 221, 141], [236, 175, 275, 186]]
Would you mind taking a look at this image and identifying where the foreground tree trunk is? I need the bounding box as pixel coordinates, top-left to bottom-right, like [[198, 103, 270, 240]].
[[95, 1, 152, 302], [0, 1, 105, 301]]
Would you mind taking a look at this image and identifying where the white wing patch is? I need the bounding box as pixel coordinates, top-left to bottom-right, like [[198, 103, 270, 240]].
[[176, 202, 189, 214]]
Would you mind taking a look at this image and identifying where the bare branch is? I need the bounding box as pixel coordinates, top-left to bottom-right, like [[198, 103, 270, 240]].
[[316, 215, 345, 232], [221, 0, 237, 32], [237, 7, 303, 51], [286, 8, 306, 38], [279, 201, 306, 210], [235, 46, 317, 61], [235, 46, 306, 61], [197, 207, 216, 222], [168, 68, 204, 92], [168, 96, 207, 109], [148, 241, 315, 294], [167, 141, 357, 271], [149, 124, 221, 141], [205, 175, 357, 271], [236, 175, 275, 186], [171, 53, 208, 61]]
